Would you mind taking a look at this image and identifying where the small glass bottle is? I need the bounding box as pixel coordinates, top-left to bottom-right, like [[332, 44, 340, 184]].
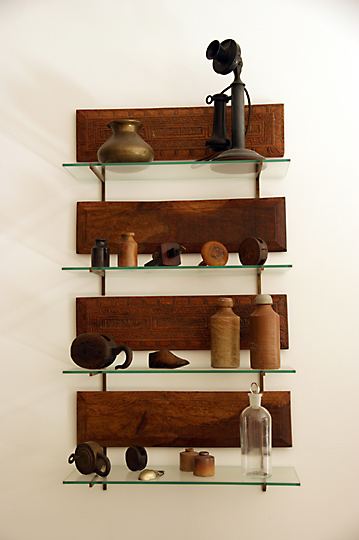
[[240, 382, 272, 478], [91, 238, 109, 268]]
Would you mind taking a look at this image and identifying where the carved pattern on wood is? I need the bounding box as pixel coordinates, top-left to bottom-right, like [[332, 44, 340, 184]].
[[77, 391, 292, 448], [76, 104, 284, 162], [76, 198, 286, 254], [76, 294, 288, 350]]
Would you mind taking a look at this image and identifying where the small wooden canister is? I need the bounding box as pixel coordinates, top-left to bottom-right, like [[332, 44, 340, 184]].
[[180, 448, 199, 472], [193, 451, 215, 477]]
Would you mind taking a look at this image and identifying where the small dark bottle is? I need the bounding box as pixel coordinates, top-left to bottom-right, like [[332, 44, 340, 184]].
[[91, 238, 110, 268]]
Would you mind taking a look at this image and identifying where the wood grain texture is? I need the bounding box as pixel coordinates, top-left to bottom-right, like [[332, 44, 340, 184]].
[[76, 104, 284, 161], [76, 197, 286, 255], [77, 391, 292, 447], [76, 294, 289, 350]]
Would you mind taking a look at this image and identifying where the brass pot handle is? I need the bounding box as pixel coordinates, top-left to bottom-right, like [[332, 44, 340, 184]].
[[94, 452, 111, 477], [114, 344, 133, 370]]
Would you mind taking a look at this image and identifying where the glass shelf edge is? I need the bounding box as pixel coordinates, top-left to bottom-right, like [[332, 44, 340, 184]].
[[62, 367, 296, 374], [63, 159, 291, 167], [62, 159, 290, 182], [62, 264, 293, 271], [63, 466, 300, 486]]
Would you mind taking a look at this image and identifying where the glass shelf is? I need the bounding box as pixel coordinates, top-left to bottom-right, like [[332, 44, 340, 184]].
[[62, 264, 292, 272], [63, 465, 300, 487], [62, 159, 290, 183], [62, 366, 295, 375]]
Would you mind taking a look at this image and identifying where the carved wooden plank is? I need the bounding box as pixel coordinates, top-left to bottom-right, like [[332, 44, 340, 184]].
[[76, 294, 288, 350], [76, 198, 286, 254], [76, 104, 284, 161], [77, 391, 292, 447]]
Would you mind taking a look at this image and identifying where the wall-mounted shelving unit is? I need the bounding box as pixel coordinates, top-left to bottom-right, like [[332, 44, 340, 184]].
[[62, 156, 299, 492]]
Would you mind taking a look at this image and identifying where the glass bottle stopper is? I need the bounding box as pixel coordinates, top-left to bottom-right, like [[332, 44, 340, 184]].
[[249, 382, 262, 407]]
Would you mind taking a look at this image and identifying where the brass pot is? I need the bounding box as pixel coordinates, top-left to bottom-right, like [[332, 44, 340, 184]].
[[97, 119, 154, 163]]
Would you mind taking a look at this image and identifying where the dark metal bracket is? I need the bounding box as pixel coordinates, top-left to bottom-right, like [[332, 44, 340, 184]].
[[255, 159, 264, 198], [89, 163, 106, 201]]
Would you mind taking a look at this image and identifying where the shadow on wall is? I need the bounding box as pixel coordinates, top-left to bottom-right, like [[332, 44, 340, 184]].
[[0, 52, 96, 164]]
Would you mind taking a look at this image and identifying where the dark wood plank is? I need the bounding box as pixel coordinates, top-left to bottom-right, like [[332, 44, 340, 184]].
[[76, 104, 284, 161], [76, 294, 288, 350], [77, 391, 292, 448], [76, 198, 286, 255]]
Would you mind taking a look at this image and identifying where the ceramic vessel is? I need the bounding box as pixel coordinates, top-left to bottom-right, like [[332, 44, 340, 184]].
[[70, 333, 133, 370], [68, 441, 111, 477], [249, 294, 280, 369], [179, 448, 199, 472], [91, 238, 109, 267], [118, 232, 138, 267], [97, 119, 154, 163], [210, 297, 240, 368], [193, 451, 215, 477]]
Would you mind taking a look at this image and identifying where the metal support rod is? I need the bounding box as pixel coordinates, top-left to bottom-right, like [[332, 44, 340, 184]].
[[255, 159, 263, 199], [257, 266, 263, 294], [101, 274, 106, 296], [260, 371, 266, 392], [102, 374, 107, 490], [101, 166, 106, 201]]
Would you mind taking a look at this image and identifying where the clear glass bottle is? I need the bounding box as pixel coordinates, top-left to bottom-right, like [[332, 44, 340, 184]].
[[240, 382, 272, 478]]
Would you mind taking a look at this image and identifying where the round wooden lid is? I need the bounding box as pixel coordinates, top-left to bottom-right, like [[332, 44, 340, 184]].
[[201, 241, 228, 266]]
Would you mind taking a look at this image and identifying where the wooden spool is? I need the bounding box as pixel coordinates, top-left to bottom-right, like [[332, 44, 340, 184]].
[[238, 237, 268, 265]]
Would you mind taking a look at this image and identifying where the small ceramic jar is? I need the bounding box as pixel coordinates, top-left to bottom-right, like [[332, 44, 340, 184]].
[[179, 448, 199, 472], [193, 451, 215, 477], [118, 232, 138, 267]]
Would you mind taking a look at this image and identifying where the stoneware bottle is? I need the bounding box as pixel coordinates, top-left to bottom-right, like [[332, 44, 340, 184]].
[[91, 238, 109, 268], [179, 448, 199, 472], [117, 232, 138, 267], [249, 294, 280, 369], [210, 297, 240, 368], [193, 451, 215, 477], [97, 119, 154, 163]]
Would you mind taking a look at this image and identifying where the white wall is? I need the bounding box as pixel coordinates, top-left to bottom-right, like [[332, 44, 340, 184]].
[[1, 0, 359, 538]]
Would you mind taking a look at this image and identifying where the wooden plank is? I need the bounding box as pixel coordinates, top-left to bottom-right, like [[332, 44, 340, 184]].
[[76, 104, 284, 162], [76, 197, 287, 255], [76, 294, 288, 350], [77, 391, 292, 448]]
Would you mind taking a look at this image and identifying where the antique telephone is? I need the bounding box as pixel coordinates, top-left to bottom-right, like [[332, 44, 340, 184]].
[[206, 39, 264, 160]]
